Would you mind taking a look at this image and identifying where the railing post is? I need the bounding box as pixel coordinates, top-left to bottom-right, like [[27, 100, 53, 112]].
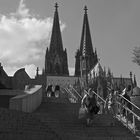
[[120, 103, 123, 122], [126, 108, 128, 128], [100, 101, 104, 114], [133, 115, 136, 134]]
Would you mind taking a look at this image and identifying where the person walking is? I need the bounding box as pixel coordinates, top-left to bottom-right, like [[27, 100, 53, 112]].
[[81, 88, 98, 126], [105, 89, 117, 116], [122, 85, 132, 118]]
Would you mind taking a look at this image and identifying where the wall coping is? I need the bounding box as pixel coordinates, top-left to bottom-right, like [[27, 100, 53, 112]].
[[11, 85, 42, 99]]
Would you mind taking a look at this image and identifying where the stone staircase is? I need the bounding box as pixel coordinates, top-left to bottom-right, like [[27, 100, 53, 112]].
[[33, 97, 137, 140], [0, 95, 138, 140], [0, 107, 61, 140]]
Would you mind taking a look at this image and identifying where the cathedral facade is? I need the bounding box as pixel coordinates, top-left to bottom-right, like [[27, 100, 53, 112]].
[[45, 3, 69, 76], [43, 4, 98, 87], [74, 6, 98, 77]]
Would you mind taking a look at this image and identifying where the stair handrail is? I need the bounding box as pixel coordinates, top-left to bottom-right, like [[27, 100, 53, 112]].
[[67, 87, 77, 99], [70, 85, 82, 99], [115, 97, 140, 134], [84, 89, 106, 103], [116, 100, 140, 120], [107, 87, 140, 113], [107, 89, 140, 135], [119, 94, 140, 112], [62, 87, 77, 103], [61, 87, 71, 98]]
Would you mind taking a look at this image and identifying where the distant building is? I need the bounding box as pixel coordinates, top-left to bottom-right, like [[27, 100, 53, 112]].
[[12, 68, 31, 90], [88, 62, 134, 93], [0, 63, 12, 89], [0, 64, 31, 90]]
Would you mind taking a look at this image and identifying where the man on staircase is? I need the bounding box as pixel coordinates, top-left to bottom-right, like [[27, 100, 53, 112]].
[[81, 88, 99, 126]]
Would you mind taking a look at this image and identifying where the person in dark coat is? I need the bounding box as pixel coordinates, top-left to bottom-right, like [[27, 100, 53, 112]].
[[81, 88, 99, 126], [122, 85, 132, 117]]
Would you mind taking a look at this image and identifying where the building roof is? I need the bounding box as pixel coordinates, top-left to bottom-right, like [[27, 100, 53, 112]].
[[88, 62, 103, 78]]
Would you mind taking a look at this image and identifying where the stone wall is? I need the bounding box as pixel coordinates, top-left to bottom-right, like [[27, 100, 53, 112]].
[[9, 85, 42, 113], [46, 75, 80, 87]]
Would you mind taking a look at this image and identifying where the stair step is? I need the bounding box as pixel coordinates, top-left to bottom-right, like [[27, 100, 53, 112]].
[[0, 97, 137, 140]]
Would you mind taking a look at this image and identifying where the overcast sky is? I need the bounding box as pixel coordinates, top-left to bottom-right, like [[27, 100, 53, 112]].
[[0, 0, 140, 86]]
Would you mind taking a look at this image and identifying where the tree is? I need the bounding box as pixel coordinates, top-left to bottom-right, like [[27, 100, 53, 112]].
[[132, 46, 140, 66]]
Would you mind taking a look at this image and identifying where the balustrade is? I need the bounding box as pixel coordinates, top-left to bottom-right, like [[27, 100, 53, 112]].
[[61, 84, 140, 137]]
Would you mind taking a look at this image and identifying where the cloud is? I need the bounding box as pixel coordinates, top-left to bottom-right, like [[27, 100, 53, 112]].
[[11, 0, 31, 18], [0, 0, 66, 77]]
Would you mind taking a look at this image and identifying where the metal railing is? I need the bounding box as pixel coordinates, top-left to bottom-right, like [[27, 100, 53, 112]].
[[61, 87, 78, 103], [115, 92, 140, 134], [84, 88, 140, 135], [70, 85, 82, 99], [105, 88, 140, 135], [63, 85, 140, 135]]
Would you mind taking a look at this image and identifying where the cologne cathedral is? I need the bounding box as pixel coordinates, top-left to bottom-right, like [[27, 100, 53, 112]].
[[44, 3, 98, 78], [45, 3, 98, 76], [43, 3, 134, 92], [45, 3, 69, 76], [74, 6, 98, 77]]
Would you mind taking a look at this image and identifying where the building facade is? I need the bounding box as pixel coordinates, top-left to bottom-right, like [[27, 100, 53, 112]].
[[75, 6, 98, 78], [45, 3, 69, 76]]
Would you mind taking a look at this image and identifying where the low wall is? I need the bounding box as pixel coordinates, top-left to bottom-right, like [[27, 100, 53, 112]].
[[9, 85, 42, 113], [0, 90, 25, 96]]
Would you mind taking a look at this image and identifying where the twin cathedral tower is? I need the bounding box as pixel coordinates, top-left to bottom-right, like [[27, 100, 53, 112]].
[[45, 3, 98, 78]]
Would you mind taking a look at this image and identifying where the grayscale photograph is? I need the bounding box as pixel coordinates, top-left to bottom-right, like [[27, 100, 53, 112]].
[[0, 0, 139, 139]]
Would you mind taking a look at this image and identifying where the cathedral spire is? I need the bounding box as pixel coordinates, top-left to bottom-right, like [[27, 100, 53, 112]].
[[84, 5, 88, 14], [75, 5, 98, 76], [49, 3, 63, 53], [80, 5, 94, 56], [134, 74, 137, 87], [55, 2, 58, 10], [45, 3, 69, 76]]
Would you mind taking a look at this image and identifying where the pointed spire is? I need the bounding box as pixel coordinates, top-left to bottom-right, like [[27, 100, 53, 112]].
[[103, 66, 106, 77], [80, 5, 94, 56], [49, 3, 63, 53], [82, 22, 86, 57], [36, 67, 39, 78], [107, 67, 111, 77], [95, 48, 97, 55], [134, 74, 137, 87], [84, 5, 88, 14], [55, 2, 58, 10]]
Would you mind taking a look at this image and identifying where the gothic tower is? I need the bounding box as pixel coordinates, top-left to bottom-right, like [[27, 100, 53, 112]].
[[75, 6, 98, 77], [45, 3, 69, 76]]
